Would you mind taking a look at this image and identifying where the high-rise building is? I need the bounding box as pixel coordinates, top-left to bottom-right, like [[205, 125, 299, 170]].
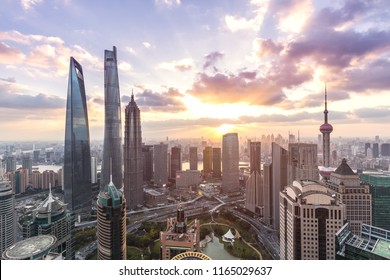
[[91, 156, 97, 184], [42, 170, 56, 190], [245, 171, 263, 216], [325, 159, 372, 235], [249, 141, 261, 174], [102, 46, 123, 189], [212, 147, 221, 178], [189, 147, 198, 171], [360, 172, 390, 230], [372, 143, 379, 158], [222, 133, 239, 193], [22, 156, 32, 176], [154, 143, 168, 186], [319, 86, 333, 167], [31, 170, 42, 189], [380, 143, 390, 157], [0, 178, 16, 256], [97, 178, 127, 260], [5, 156, 16, 173], [63, 57, 92, 215], [280, 180, 345, 260], [142, 144, 153, 182], [288, 143, 319, 184], [22, 186, 75, 259], [124, 93, 143, 210], [170, 146, 182, 179], [33, 150, 40, 163], [14, 168, 28, 194], [203, 146, 213, 174], [364, 143, 371, 157], [160, 206, 200, 260], [263, 143, 288, 230]]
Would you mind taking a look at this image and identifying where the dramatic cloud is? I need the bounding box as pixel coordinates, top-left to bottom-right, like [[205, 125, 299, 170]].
[[354, 107, 390, 119], [122, 88, 186, 112], [203, 51, 224, 70], [0, 42, 25, 64], [280, 90, 350, 109], [253, 38, 283, 58], [225, 0, 269, 32], [157, 58, 194, 72]]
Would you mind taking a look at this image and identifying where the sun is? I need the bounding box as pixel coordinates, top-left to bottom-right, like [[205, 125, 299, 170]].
[[215, 124, 235, 135]]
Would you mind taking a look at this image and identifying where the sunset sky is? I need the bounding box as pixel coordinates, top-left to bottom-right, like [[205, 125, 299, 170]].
[[1, 0, 390, 142]]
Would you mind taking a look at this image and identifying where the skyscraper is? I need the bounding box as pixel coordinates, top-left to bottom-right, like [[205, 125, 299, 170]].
[[319, 85, 333, 168], [154, 143, 168, 186], [97, 177, 126, 260], [22, 186, 75, 259], [372, 143, 379, 158], [91, 156, 97, 184], [280, 180, 345, 260], [212, 147, 221, 178], [102, 46, 123, 189], [222, 133, 239, 193], [22, 155, 32, 176], [142, 144, 154, 182], [5, 156, 16, 173], [63, 57, 92, 214], [189, 147, 198, 171], [124, 92, 143, 210], [170, 146, 182, 179], [0, 178, 16, 256], [288, 143, 319, 184], [249, 141, 261, 174], [203, 146, 213, 174], [246, 141, 262, 215]]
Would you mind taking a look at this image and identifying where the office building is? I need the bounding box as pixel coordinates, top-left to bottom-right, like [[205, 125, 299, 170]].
[[245, 171, 262, 216], [5, 156, 16, 173], [91, 156, 97, 184], [0, 178, 16, 256], [364, 143, 371, 157], [325, 159, 371, 235], [160, 206, 200, 260], [22, 186, 75, 259], [336, 223, 390, 260], [373, 143, 379, 158], [97, 177, 126, 260], [144, 189, 167, 207], [170, 146, 182, 179], [154, 143, 168, 186], [33, 150, 40, 163], [63, 57, 92, 215], [360, 172, 390, 230], [222, 133, 240, 193], [212, 147, 221, 178], [288, 143, 319, 184], [319, 86, 333, 168], [280, 180, 345, 260], [263, 143, 288, 229], [176, 170, 201, 189], [189, 147, 198, 171], [22, 156, 33, 176], [203, 146, 213, 174], [142, 144, 153, 182], [380, 143, 390, 156], [14, 168, 28, 194], [102, 46, 123, 189], [124, 92, 143, 210], [249, 141, 261, 174]]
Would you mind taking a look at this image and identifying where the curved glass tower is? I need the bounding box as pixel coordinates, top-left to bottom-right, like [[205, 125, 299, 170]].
[[64, 57, 92, 214], [101, 46, 123, 189], [0, 178, 16, 256]]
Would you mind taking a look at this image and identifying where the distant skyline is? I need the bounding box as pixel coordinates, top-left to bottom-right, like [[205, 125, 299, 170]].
[[1, 0, 390, 141]]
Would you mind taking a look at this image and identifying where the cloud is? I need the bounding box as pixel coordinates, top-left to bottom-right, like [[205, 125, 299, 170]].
[[122, 88, 187, 112], [118, 61, 133, 72], [125, 47, 136, 55], [354, 107, 390, 119], [157, 58, 194, 72], [0, 83, 65, 109], [225, 0, 269, 32], [155, 0, 181, 7], [253, 38, 283, 58], [142, 42, 152, 49], [203, 51, 224, 70], [0, 77, 16, 83], [280, 90, 351, 109], [0, 42, 25, 64], [21, 0, 44, 11], [0, 30, 64, 45]]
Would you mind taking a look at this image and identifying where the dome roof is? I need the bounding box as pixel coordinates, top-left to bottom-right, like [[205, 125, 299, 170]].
[[320, 123, 333, 132]]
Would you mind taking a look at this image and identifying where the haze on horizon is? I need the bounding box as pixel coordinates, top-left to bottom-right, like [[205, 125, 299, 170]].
[[1, 0, 390, 141]]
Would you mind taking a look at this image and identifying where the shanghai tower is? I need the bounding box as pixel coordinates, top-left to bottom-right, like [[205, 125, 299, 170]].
[[64, 57, 92, 214], [101, 46, 123, 189], [124, 92, 143, 210]]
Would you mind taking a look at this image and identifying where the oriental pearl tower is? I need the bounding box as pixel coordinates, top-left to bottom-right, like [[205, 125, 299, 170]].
[[320, 85, 333, 170]]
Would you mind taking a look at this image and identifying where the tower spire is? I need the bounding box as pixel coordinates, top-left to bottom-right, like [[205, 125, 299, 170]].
[[131, 89, 134, 102], [324, 83, 328, 123]]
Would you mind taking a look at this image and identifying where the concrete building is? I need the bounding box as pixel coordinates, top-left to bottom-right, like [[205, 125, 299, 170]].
[[288, 143, 319, 184], [22, 186, 75, 259], [144, 189, 167, 207], [280, 180, 345, 260], [42, 170, 56, 190], [170, 146, 182, 179], [31, 170, 43, 189], [249, 141, 261, 174], [22, 156, 33, 176], [160, 206, 200, 260], [97, 179, 127, 260], [222, 133, 240, 193], [212, 147, 221, 178], [124, 92, 143, 210], [0, 178, 16, 256], [153, 143, 168, 186], [203, 146, 213, 174], [91, 156, 97, 184], [245, 171, 263, 216], [142, 144, 153, 182], [325, 159, 372, 235], [176, 170, 201, 189], [189, 147, 198, 171]]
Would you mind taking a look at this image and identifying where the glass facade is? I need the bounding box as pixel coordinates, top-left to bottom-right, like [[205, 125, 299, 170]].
[[222, 133, 239, 193], [64, 57, 92, 214], [360, 173, 390, 230], [101, 46, 123, 189]]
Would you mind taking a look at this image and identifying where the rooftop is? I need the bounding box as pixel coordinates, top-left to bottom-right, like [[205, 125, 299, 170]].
[[373, 240, 390, 259], [2, 235, 56, 260], [333, 158, 355, 176]]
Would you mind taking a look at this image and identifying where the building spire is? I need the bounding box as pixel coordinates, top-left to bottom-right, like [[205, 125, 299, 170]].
[[131, 89, 134, 102], [110, 157, 113, 184], [324, 83, 328, 123]]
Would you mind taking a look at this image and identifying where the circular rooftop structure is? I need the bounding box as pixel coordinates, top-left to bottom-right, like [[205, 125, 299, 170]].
[[320, 123, 333, 133], [171, 252, 212, 260], [2, 235, 57, 260]]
